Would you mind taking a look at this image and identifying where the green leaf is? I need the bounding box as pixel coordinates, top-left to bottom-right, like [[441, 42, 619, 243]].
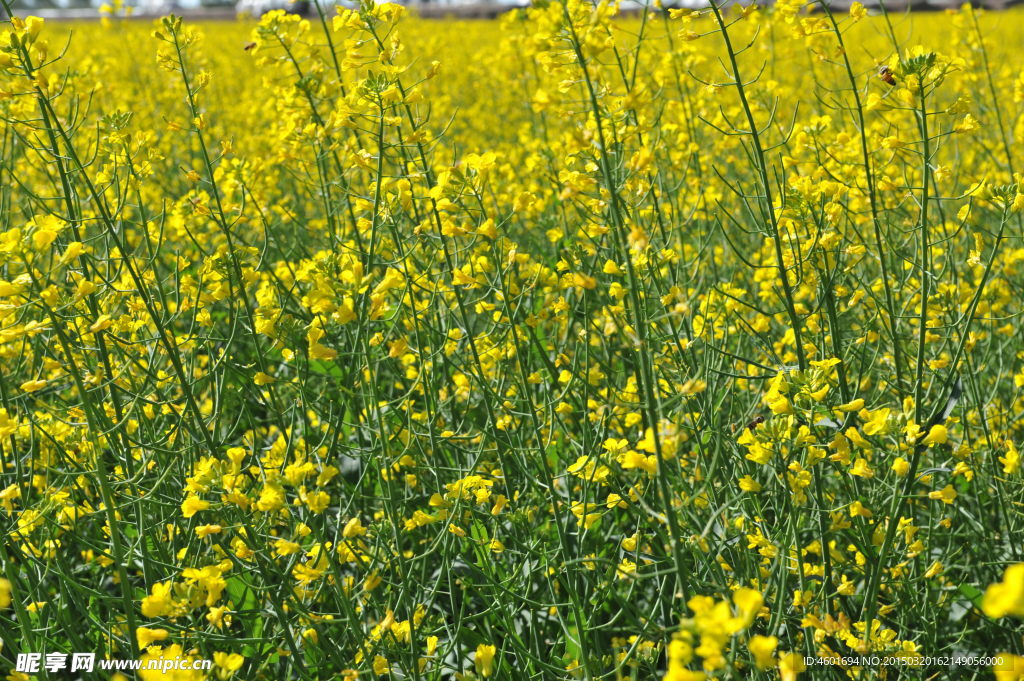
[[956, 583, 984, 610]]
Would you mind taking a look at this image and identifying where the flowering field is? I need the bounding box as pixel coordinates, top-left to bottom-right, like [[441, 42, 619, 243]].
[[1, 0, 1024, 678]]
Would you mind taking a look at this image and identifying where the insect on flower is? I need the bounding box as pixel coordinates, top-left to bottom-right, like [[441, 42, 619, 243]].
[[878, 65, 896, 86], [731, 415, 765, 434], [243, 42, 257, 52], [746, 415, 765, 431]]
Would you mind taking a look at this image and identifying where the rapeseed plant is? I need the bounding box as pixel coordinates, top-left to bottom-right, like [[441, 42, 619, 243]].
[[0, 0, 1022, 678]]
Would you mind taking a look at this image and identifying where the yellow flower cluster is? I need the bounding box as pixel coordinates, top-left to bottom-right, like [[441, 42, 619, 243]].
[[0, 1, 1023, 678]]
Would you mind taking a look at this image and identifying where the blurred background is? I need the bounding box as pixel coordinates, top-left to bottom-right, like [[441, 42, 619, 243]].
[[3, 0, 1019, 29]]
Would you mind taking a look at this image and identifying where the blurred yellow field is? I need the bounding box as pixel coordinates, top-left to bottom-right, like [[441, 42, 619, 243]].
[[1, 1, 1024, 679]]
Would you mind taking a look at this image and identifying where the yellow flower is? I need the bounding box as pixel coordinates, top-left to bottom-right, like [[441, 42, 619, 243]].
[[273, 539, 301, 557], [732, 587, 763, 627], [738, 476, 761, 492], [307, 319, 337, 361], [616, 558, 637, 579], [181, 495, 210, 519], [30, 215, 62, 250], [927, 484, 957, 505], [364, 573, 382, 592], [207, 606, 230, 629], [196, 524, 223, 539], [993, 653, 1024, 681], [779, 651, 806, 681], [213, 652, 244, 675], [253, 371, 275, 386], [664, 632, 697, 680], [0, 409, 20, 439], [475, 644, 497, 677], [139, 644, 204, 681], [921, 424, 948, 446], [1000, 442, 1020, 474], [764, 374, 793, 415], [342, 517, 366, 539], [850, 458, 874, 478], [141, 582, 175, 618], [136, 626, 169, 648], [182, 564, 229, 607], [618, 449, 658, 475], [849, 500, 872, 518], [955, 113, 979, 133], [19, 380, 47, 393], [846, 428, 871, 449], [861, 408, 890, 436], [748, 635, 777, 669], [983, 564, 1024, 618], [89, 315, 112, 334], [837, 398, 864, 412], [23, 15, 45, 39]]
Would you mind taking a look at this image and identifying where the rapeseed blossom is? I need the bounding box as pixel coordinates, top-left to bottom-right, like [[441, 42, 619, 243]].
[[0, 3, 1022, 679]]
